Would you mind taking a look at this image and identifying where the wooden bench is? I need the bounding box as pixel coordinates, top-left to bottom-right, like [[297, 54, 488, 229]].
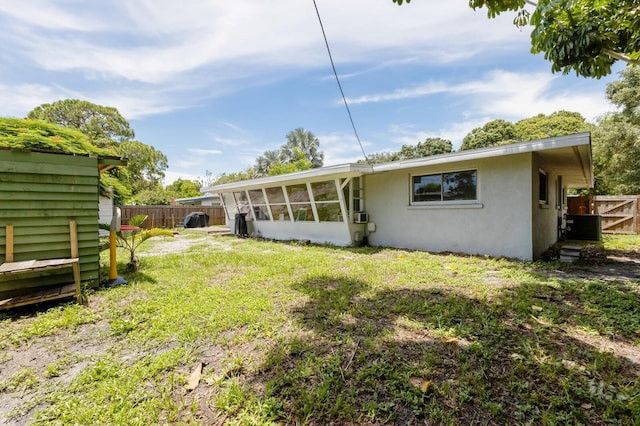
[[0, 219, 81, 309]]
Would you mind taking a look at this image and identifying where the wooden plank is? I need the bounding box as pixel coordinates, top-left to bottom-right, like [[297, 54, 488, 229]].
[[0, 283, 77, 310], [597, 199, 633, 215], [6, 225, 13, 263], [0, 258, 79, 274]]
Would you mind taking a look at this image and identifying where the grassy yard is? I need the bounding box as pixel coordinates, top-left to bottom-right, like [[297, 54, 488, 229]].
[[1, 232, 639, 425]]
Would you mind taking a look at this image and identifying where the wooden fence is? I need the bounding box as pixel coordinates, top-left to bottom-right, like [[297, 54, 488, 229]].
[[120, 205, 226, 229], [593, 195, 639, 234]]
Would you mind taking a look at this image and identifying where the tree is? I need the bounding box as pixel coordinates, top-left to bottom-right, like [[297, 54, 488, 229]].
[[592, 117, 640, 194], [254, 149, 281, 177], [27, 99, 134, 148], [282, 128, 324, 168], [398, 137, 453, 159], [514, 111, 595, 141], [392, 0, 640, 78], [591, 65, 640, 194], [460, 119, 517, 150], [358, 151, 400, 164], [606, 65, 640, 123], [115, 141, 168, 195], [165, 178, 202, 200], [267, 148, 312, 176]]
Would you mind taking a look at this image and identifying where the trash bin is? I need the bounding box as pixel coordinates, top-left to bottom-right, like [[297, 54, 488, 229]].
[[234, 213, 248, 237]]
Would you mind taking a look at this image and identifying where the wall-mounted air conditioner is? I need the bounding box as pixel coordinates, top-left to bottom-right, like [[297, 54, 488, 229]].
[[354, 212, 369, 223]]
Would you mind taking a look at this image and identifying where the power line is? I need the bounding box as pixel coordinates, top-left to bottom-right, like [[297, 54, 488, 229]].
[[312, 0, 369, 164]]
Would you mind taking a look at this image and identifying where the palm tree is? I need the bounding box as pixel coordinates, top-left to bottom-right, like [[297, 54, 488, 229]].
[[282, 128, 324, 168], [254, 149, 281, 176]]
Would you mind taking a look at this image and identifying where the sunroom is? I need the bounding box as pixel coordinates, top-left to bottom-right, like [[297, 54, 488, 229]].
[[205, 164, 373, 246]]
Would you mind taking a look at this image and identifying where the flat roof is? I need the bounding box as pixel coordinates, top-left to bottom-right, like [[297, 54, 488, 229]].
[[204, 133, 593, 192]]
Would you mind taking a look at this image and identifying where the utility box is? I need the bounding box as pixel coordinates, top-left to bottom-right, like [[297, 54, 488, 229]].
[[565, 214, 601, 241]]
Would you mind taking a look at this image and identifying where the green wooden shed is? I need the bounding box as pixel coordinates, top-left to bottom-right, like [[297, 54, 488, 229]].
[[0, 148, 123, 307]]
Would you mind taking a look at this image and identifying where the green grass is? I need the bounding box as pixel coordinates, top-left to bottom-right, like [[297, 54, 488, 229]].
[[1, 232, 639, 425]]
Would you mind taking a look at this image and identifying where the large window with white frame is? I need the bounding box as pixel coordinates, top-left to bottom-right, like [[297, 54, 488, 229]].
[[286, 184, 314, 222], [265, 186, 290, 221], [412, 170, 477, 204], [248, 189, 270, 220], [311, 180, 342, 222]]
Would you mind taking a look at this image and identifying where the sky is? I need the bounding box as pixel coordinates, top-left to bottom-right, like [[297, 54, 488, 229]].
[[0, 1, 625, 185]]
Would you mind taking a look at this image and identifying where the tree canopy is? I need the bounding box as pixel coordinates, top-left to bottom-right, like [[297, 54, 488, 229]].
[[253, 128, 324, 177], [398, 137, 453, 159], [27, 99, 134, 148], [392, 0, 640, 78], [460, 119, 517, 150], [591, 65, 640, 194]]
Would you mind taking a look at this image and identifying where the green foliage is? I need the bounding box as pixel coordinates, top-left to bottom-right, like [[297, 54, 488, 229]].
[[0, 117, 115, 156], [399, 137, 453, 159], [112, 215, 174, 269], [27, 99, 134, 148], [592, 115, 640, 194], [460, 119, 518, 150], [254, 128, 324, 177], [592, 65, 640, 194], [128, 186, 172, 205], [165, 178, 202, 200], [514, 111, 595, 141], [215, 167, 258, 185], [267, 147, 312, 176], [393, 0, 640, 78], [358, 151, 400, 164], [115, 140, 168, 196]]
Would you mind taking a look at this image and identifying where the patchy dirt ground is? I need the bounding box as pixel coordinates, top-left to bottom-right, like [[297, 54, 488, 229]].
[[0, 233, 638, 425]]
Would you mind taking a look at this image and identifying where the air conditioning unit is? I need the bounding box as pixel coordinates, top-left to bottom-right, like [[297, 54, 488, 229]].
[[354, 212, 369, 223]]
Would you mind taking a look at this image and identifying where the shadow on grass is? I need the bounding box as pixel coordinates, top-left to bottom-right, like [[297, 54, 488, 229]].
[[230, 273, 639, 425]]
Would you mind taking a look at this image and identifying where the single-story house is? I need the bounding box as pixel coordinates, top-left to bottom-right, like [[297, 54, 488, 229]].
[[174, 194, 222, 206], [203, 133, 593, 260]]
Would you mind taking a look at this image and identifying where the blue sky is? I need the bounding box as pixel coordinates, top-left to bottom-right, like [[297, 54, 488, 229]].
[[0, 1, 624, 184]]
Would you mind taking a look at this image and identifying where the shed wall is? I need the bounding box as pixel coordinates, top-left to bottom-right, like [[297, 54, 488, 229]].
[[0, 150, 100, 296], [364, 154, 534, 260]]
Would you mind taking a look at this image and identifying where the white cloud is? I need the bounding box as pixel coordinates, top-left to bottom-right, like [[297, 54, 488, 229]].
[[188, 148, 223, 155]]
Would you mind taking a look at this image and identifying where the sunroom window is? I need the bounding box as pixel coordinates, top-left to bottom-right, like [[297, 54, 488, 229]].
[[311, 181, 342, 222], [248, 189, 269, 221], [286, 184, 314, 221], [412, 170, 477, 204], [265, 186, 289, 221]]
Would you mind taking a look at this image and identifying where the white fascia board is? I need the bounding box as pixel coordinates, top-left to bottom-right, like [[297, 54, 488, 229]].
[[203, 163, 373, 193], [372, 133, 592, 173]]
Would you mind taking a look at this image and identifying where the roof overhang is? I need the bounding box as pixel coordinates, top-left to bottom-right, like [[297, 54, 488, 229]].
[[372, 132, 593, 188], [98, 156, 128, 172], [203, 133, 593, 193], [203, 163, 373, 193]]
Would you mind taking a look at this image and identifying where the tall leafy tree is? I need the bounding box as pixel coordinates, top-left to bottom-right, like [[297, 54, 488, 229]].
[[282, 128, 324, 168], [398, 137, 453, 159], [392, 0, 639, 78], [460, 119, 517, 150], [592, 65, 640, 194], [115, 140, 168, 194], [165, 178, 202, 199], [514, 111, 595, 141], [27, 99, 134, 148], [254, 149, 282, 177]]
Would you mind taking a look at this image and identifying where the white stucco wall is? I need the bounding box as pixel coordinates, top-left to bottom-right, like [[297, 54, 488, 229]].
[[364, 154, 535, 260], [225, 217, 356, 246], [531, 153, 563, 259]]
